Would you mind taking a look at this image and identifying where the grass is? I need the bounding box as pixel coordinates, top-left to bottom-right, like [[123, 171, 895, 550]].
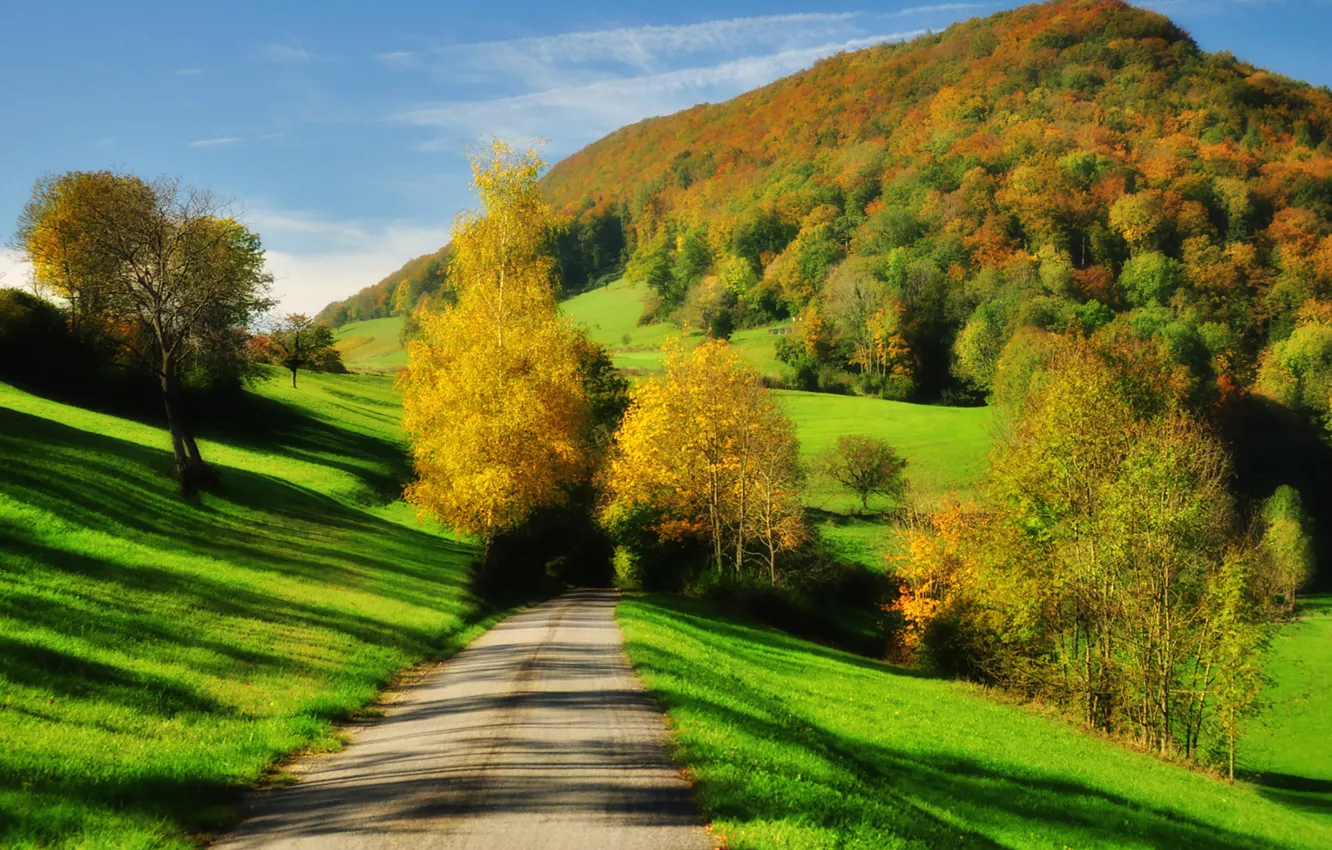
[[334, 315, 406, 369], [780, 391, 993, 567], [562, 277, 789, 378], [617, 593, 1332, 849], [0, 369, 485, 849], [1239, 595, 1332, 821]]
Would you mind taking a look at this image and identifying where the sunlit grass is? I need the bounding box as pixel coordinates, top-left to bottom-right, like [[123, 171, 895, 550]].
[[334, 315, 407, 369], [0, 369, 484, 849], [618, 594, 1332, 849], [1240, 595, 1332, 820]]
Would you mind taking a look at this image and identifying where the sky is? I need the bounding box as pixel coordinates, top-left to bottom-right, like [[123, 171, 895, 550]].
[[1, 0, 1330, 314]]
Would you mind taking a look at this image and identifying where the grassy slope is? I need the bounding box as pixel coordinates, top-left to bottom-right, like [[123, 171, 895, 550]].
[[618, 594, 1332, 850], [1240, 596, 1332, 820], [334, 316, 407, 369], [562, 278, 789, 378], [780, 391, 992, 566], [0, 370, 482, 849]]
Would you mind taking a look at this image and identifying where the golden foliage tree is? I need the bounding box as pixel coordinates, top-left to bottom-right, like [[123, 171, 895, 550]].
[[399, 141, 590, 540], [15, 171, 273, 494], [604, 338, 804, 580], [893, 337, 1287, 768]]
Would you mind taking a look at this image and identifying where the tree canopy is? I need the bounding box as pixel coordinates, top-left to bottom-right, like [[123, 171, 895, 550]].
[[399, 141, 591, 540]]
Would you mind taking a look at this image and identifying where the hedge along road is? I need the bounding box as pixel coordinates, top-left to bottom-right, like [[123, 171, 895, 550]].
[[215, 589, 712, 850]]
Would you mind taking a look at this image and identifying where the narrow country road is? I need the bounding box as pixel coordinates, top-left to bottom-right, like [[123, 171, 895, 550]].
[[215, 589, 712, 850]]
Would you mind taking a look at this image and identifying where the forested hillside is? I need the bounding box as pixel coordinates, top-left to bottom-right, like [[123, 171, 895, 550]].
[[324, 0, 1332, 410]]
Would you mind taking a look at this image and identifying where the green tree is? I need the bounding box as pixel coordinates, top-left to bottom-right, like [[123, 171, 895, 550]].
[[953, 301, 1009, 394], [819, 434, 908, 513], [1120, 251, 1182, 306], [15, 171, 273, 494], [256, 314, 343, 388]]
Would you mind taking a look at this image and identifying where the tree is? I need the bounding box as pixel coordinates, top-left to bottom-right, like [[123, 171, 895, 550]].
[[819, 434, 908, 513], [255, 314, 342, 388], [15, 170, 273, 494], [1256, 485, 1314, 617], [897, 337, 1280, 767], [1120, 251, 1182, 307], [604, 338, 805, 578], [1254, 300, 1332, 429], [399, 140, 591, 542], [953, 301, 1009, 393]]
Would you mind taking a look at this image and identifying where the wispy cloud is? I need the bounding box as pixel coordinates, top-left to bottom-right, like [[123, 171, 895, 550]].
[[245, 208, 444, 313], [456, 13, 863, 74], [382, 6, 985, 77], [396, 31, 924, 147], [257, 38, 321, 64], [189, 137, 243, 148]]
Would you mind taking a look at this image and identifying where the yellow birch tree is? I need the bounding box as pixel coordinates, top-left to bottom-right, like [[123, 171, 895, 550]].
[[399, 140, 589, 540], [604, 338, 805, 578]]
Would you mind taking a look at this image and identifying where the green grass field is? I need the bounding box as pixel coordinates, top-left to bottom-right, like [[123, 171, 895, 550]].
[[618, 594, 1332, 849], [562, 278, 789, 378], [0, 370, 486, 849], [1240, 596, 1332, 820], [335, 315, 407, 369], [779, 391, 994, 567], [562, 277, 996, 567]]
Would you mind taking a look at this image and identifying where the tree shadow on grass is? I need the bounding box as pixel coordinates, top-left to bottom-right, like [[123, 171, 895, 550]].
[[628, 596, 1304, 849], [197, 387, 412, 505], [1244, 771, 1332, 818], [0, 400, 494, 844], [0, 403, 472, 600]]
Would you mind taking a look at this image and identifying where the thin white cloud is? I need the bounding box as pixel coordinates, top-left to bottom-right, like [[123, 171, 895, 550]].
[[460, 13, 862, 73], [383, 6, 985, 75], [189, 137, 243, 148], [397, 32, 924, 144], [245, 208, 371, 243], [257, 38, 319, 64]]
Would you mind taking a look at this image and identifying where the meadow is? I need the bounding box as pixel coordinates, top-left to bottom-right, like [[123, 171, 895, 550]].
[[1239, 595, 1332, 820], [562, 278, 789, 378], [334, 315, 407, 369], [0, 370, 488, 849], [618, 594, 1332, 849]]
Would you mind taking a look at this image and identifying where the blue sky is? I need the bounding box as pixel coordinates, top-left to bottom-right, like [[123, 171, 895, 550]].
[[2, 1, 1329, 313]]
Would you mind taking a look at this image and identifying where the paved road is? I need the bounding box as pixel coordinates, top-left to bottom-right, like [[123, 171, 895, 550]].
[[215, 589, 712, 850]]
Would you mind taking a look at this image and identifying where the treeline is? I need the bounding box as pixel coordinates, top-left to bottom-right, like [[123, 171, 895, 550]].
[[5, 170, 343, 494], [893, 329, 1313, 778], [538, 0, 1332, 408]]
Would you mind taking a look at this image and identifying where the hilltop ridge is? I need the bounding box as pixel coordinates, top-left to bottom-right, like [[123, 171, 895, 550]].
[[320, 0, 1332, 400]]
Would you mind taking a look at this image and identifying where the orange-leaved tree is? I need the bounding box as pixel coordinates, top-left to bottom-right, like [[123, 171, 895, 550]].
[[399, 140, 590, 542], [603, 338, 804, 580]]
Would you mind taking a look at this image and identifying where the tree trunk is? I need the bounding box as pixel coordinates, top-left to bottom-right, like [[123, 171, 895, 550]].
[[160, 369, 198, 495], [290, 366, 298, 389]]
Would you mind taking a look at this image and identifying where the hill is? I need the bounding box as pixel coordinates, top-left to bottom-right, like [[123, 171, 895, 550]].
[[321, 0, 1332, 404], [0, 371, 487, 849], [618, 594, 1332, 848]]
